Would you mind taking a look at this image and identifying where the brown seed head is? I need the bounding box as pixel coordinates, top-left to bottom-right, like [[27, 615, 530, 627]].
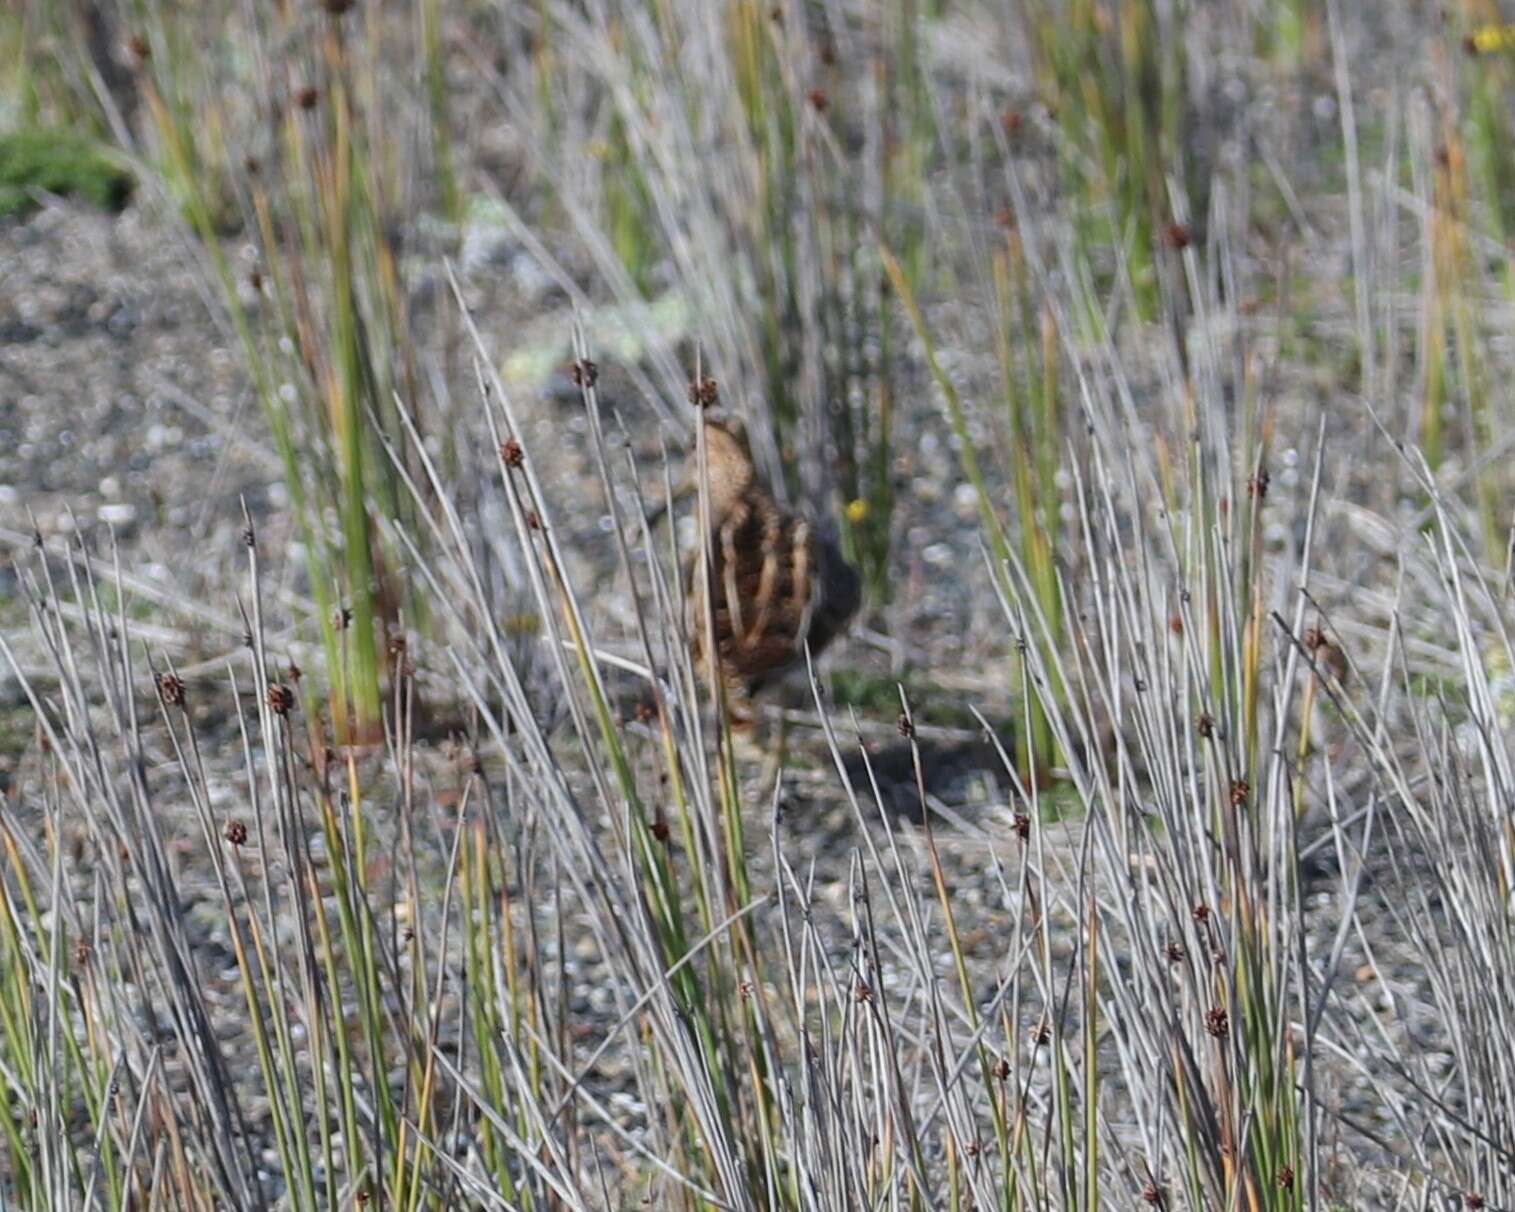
[[1275, 1167, 1294, 1191], [1229, 779, 1249, 807], [287, 661, 302, 684], [74, 940, 92, 969], [854, 979, 873, 1004], [1002, 108, 1023, 138], [1164, 222, 1191, 250], [1029, 1018, 1051, 1046], [807, 88, 829, 113], [1141, 1182, 1164, 1206], [1465, 1194, 1485, 1210], [1192, 903, 1210, 924], [127, 34, 150, 65], [1196, 712, 1214, 739], [294, 85, 320, 110], [992, 1056, 1010, 1081], [1165, 940, 1186, 964], [1306, 626, 1347, 682], [688, 375, 718, 408], [897, 713, 914, 739], [156, 671, 186, 707], [267, 683, 294, 715], [569, 359, 598, 388], [334, 605, 352, 630], [1205, 1006, 1229, 1038], [1247, 467, 1270, 499], [320, 0, 356, 14], [500, 437, 524, 468], [1012, 812, 1031, 841], [224, 819, 248, 847]]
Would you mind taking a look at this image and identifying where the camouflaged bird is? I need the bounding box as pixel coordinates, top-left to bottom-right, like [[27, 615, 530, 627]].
[[653, 422, 861, 711]]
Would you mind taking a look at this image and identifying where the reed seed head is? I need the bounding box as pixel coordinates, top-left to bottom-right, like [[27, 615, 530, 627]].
[[156, 671, 186, 707]]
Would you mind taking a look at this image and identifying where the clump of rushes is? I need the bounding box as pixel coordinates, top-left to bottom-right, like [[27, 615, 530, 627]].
[[111, 2, 453, 743], [880, 201, 1066, 784], [508, 0, 917, 602], [1024, 0, 1196, 323]]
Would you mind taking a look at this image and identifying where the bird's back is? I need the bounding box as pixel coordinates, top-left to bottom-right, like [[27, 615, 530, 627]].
[[688, 485, 860, 695]]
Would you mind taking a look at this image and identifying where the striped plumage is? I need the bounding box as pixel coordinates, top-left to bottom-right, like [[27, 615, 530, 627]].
[[677, 423, 861, 700]]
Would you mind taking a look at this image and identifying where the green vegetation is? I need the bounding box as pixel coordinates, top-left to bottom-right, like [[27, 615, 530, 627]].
[[3, 2, 1515, 1210], [0, 126, 131, 217]]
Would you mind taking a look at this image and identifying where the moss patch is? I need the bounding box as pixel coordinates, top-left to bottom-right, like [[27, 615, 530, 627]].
[[0, 126, 134, 218]]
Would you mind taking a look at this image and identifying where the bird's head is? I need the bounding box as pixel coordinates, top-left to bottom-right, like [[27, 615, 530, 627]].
[[646, 420, 756, 525]]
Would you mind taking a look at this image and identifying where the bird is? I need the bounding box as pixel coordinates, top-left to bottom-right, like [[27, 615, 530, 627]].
[[648, 421, 861, 719]]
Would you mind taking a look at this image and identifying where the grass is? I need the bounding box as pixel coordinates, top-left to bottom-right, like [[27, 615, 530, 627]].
[[0, 125, 131, 216], [4, 1, 1515, 1209]]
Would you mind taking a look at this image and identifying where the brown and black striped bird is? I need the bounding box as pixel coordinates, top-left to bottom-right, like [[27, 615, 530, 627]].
[[651, 422, 861, 711]]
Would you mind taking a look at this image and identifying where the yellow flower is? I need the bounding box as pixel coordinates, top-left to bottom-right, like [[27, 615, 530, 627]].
[[845, 498, 869, 524], [1472, 24, 1515, 54]]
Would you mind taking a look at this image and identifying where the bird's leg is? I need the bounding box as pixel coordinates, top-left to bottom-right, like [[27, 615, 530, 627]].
[[720, 680, 758, 735], [757, 709, 789, 805]]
